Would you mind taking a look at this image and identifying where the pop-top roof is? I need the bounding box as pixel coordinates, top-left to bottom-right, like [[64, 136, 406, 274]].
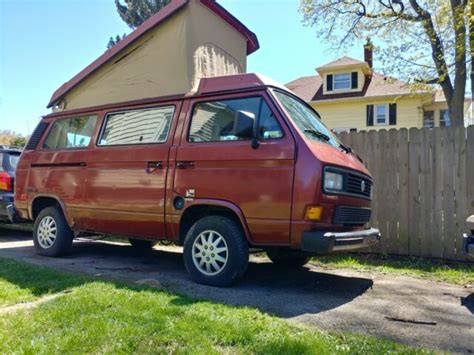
[[47, 0, 259, 108]]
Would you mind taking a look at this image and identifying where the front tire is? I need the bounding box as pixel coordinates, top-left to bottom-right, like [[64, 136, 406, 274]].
[[33, 206, 73, 257], [266, 248, 311, 268], [183, 216, 249, 287]]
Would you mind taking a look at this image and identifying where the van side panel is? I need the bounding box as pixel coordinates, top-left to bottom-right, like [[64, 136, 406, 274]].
[[14, 151, 33, 220], [26, 149, 89, 226], [79, 101, 182, 239]]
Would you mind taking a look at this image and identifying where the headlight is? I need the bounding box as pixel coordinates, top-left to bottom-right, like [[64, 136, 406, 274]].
[[324, 172, 343, 191]]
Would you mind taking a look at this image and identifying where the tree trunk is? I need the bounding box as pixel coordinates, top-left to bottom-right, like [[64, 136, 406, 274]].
[[447, 0, 467, 126], [470, 0, 474, 108], [448, 90, 467, 125]]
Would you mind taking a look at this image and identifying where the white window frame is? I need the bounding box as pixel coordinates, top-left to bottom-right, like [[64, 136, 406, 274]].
[[333, 73, 351, 91], [375, 104, 389, 125], [423, 110, 435, 128], [439, 109, 451, 127]]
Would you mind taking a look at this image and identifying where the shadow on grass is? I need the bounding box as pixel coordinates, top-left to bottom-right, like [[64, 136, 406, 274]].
[[0, 257, 91, 298]]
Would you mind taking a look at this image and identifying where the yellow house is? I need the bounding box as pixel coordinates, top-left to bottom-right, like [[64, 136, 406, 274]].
[[287, 46, 472, 132]]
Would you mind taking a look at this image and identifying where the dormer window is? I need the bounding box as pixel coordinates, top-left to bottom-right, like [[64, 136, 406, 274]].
[[334, 73, 351, 90], [326, 72, 359, 92]]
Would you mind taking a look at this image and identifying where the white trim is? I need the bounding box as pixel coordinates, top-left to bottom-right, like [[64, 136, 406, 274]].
[[374, 104, 389, 126]]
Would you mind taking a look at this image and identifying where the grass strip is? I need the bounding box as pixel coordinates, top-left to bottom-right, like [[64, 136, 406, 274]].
[[311, 254, 473, 286]]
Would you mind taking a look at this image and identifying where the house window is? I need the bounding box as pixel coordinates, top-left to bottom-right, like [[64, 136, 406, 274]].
[[423, 111, 434, 128], [375, 104, 388, 125], [334, 73, 351, 90], [440, 109, 451, 127]]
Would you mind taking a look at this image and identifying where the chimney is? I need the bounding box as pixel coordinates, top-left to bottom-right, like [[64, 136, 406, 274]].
[[364, 38, 373, 68]]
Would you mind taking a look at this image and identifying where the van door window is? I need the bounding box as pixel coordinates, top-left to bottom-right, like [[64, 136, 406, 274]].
[[99, 106, 175, 146], [43, 115, 97, 150], [189, 97, 283, 142]]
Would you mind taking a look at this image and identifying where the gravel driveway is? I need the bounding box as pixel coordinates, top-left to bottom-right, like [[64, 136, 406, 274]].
[[0, 227, 472, 353]]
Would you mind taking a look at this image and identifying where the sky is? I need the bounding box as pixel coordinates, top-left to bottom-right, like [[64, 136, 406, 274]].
[[0, 0, 363, 136]]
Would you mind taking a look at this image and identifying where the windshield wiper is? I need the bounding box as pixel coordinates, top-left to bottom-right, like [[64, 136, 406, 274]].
[[339, 143, 352, 154], [304, 129, 330, 142]]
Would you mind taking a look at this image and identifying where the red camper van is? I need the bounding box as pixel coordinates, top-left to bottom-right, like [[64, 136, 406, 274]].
[[13, 74, 380, 286]]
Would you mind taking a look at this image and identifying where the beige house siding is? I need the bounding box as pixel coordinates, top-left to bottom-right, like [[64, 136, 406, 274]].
[[422, 100, 473, 127], [311, 96, 424, 131]]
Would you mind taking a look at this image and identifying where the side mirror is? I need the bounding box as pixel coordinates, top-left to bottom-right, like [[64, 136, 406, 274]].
[[233, 110, 255, 140]]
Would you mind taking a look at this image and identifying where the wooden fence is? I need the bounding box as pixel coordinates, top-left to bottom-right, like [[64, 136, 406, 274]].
[[337, 125, 474, 261]]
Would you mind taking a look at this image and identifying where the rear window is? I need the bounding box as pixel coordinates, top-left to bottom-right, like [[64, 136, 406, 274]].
[[8, 154, 19, 170], [43, 115, 97, 150], [0, 153, 20, 171], [98, 106, 175, 146]]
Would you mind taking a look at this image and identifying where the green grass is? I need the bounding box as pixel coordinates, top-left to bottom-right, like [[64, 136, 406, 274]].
[[0, 257, 431, 354], [311, 254, 474, 286], [0, 222, 33, 233], [0, 258, 90, 306]]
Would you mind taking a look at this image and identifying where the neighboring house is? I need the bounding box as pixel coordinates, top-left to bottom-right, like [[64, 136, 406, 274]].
[[48, 0, 259, 111], [287, 45, 472, 132]]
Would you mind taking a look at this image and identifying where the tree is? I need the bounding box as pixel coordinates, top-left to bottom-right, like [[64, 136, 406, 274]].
[[106, 0, 170, 49], [106, 33, 127, 50], [301, 0, 472, 126], [11, 136, 27, 148], [0, 130, 27, 148], [115, 0, 171, 29]]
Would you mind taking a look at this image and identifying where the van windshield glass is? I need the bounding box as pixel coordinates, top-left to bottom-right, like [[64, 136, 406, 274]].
[[273, 91, 340, 148]]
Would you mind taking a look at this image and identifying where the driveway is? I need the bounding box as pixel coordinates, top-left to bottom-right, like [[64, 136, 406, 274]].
[[0, 227, 472, 353]]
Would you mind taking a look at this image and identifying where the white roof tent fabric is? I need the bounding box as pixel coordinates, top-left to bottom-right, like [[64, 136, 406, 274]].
[[49, 0, 259, 111]]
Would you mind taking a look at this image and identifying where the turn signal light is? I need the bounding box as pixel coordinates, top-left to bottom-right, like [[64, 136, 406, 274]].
[[0, 172, 13, 192], [305, 206, 323, 221]]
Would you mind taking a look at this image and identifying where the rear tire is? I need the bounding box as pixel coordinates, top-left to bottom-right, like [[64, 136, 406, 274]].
[[129, 238, 156, 250], [33, 206, 73, 257], [266, 248, 311, 268], [183, 216, 249, 287]]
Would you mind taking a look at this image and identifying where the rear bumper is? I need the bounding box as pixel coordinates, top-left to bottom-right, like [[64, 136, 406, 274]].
[[462, 234, 474, 258], [301, 228, 381, 253]]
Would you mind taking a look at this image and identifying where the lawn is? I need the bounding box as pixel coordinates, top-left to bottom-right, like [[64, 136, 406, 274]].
[[311, 254, 474, 286], [0, 257, 431, 354]]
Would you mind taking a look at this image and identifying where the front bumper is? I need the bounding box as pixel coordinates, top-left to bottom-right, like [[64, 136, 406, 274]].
[[462, 234, 474, 258], [301, 228, 381, 253]]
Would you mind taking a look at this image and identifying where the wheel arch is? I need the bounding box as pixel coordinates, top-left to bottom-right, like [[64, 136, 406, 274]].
[[178, 199, 251, 245], [30, 195, 72, 226]]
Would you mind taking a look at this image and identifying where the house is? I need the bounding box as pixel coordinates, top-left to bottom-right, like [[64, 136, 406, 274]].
[[48, 0, 259, 111], [287, 43, 473, 132]]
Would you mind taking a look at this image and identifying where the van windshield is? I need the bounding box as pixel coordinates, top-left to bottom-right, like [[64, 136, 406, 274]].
[[273, 90, 341, 149]]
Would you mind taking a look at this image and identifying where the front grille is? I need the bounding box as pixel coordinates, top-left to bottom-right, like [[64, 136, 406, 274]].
[[324, 166, 373, 200], [333, 206, 371, 226], [345, 172, 372, 199]]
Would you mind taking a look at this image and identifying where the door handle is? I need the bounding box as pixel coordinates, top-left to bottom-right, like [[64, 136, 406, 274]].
[[176, 161, 195, 169], [146, 161, 162, 174]]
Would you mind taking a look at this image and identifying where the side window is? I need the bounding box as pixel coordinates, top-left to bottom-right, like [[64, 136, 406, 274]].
[[189, 97, 283, 143], [99, 106, 174, 146], [43, 115, 97, 150]]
